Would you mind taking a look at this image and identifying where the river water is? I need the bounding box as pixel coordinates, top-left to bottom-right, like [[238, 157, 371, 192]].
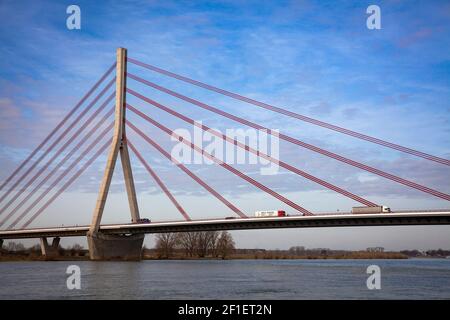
[[0, 259, 449, 299]]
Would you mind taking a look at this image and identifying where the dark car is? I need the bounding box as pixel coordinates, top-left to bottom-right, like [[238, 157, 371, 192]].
[[225, 216, 236, 220], [136, 218, 151, 223]]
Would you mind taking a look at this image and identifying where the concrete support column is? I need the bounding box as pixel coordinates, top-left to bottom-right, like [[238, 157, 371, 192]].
[[89, 47, 140, 235], [40, 237, 60, 258], [87, 48, 143, 261], [87, 233, 144, 261]]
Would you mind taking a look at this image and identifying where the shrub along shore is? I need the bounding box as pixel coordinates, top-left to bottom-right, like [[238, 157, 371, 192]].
[[2, 232, 448, 261]]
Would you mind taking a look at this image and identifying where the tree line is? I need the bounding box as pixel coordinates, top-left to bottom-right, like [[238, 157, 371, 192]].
[[154, 231, 235, 259]]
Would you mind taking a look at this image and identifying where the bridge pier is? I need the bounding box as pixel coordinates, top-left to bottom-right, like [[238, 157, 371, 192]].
[[86, 48, 144, 261], [40, 237, 60, 259], [87, 232, 144, 261]]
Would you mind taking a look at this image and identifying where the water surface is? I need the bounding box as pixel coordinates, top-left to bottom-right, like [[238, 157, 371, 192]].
[[1, 259, 449, 299]]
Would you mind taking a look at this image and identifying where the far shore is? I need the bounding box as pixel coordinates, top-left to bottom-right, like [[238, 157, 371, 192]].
[[0, 252, 426, 262], [2, 246, 449, 262]]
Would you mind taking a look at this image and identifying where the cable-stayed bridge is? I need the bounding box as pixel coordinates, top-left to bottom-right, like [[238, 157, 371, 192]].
[[0, 48, 449, 260]]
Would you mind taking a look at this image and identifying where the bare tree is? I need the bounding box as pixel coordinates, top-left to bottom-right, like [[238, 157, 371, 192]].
[[6, 241, 25, 252], [177, 232, 198, 257], [71, 244, 84, 251], [209, 231, 220, 258], [217, 231, 235, 259], [196, 231, 219, 258], [155, 233, 178, 259], [176, 231, 229, 258], [69, 244, 84, 256], [29, 244, 41, 253]]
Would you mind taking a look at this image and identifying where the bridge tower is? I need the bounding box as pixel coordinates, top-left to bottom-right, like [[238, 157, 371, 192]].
[[87, 48, 145, 260]]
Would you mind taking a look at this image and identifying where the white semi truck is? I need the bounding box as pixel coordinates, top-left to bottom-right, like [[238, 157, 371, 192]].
[[255, 210, 287, 217], [351, 206, 391, 214]]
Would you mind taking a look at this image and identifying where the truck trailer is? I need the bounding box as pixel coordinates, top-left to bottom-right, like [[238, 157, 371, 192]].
[[351, 206, 391, 214], [255, 210, 287, 217]]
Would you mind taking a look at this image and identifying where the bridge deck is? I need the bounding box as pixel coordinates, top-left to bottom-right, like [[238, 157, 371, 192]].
[[0, 211, 449, 240]]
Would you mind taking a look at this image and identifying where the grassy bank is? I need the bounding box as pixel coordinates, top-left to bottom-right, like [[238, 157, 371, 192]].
[[1, 253, 408, 262], [142, 251, 408, 260]]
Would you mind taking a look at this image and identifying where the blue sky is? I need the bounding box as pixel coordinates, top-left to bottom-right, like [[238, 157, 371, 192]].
[[0, 0, 449, 249]]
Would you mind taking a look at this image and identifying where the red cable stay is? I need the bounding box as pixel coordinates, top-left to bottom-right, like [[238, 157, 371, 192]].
[[14, 134, 113, 229], [0, 78, 116, 210], [128, 140, 191, 221], [127, 57, 450, 166], [0, 93, 115, 217], [21, 140, 111, 229], [126, 121, 247, 218], [1, 109, 114, 227], [126, 113, 313, 216], [0, 63, 116, 193], [6, 55, 448, 229], [126, 75, 450, 202], [126, 96, 377, 207]]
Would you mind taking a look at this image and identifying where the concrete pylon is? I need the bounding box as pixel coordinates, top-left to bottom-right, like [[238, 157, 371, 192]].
[[40, 237, 60, 259], [87, 48, 144, 261]]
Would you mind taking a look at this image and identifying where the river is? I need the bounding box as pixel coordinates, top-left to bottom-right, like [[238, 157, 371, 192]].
[[1, 259, 449, 299]]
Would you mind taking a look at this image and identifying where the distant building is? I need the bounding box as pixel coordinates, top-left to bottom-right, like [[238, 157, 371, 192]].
[[366, 247, 384, 253], [309, 248, 331, 255], [289, 246, 305, 254]]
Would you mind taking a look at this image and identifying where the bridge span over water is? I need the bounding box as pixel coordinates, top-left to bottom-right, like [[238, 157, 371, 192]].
[[1, 211, 449, 240], [1, 48, 449, 260]]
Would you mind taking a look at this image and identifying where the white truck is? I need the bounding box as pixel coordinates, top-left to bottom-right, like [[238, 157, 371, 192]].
[[255, 210, 287, 217], [351, 206, 391, 214]]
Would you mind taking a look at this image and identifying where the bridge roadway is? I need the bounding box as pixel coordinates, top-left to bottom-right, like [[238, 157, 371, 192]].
[[0, 210, 449, 240]]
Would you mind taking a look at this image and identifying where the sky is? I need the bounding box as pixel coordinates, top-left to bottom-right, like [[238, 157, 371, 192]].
[[0, 0, 449, 250]]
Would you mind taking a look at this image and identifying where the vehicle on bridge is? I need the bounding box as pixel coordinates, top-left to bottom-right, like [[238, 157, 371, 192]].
[[135, 218, 151, 223], [351, 206, 391, 214], [255, 210, 287, 217]]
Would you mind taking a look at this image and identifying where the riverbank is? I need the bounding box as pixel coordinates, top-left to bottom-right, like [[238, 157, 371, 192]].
[[0, 254, 89, 262], [0, 251, 409, 261], [142, 251, 408, 260]]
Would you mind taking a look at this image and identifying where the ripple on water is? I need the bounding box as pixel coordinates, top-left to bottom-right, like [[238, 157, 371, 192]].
[[0, 259, 449, 299]]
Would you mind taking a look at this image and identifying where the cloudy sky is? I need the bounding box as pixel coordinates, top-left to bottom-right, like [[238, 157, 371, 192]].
[[0, 0, 449, 250]]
